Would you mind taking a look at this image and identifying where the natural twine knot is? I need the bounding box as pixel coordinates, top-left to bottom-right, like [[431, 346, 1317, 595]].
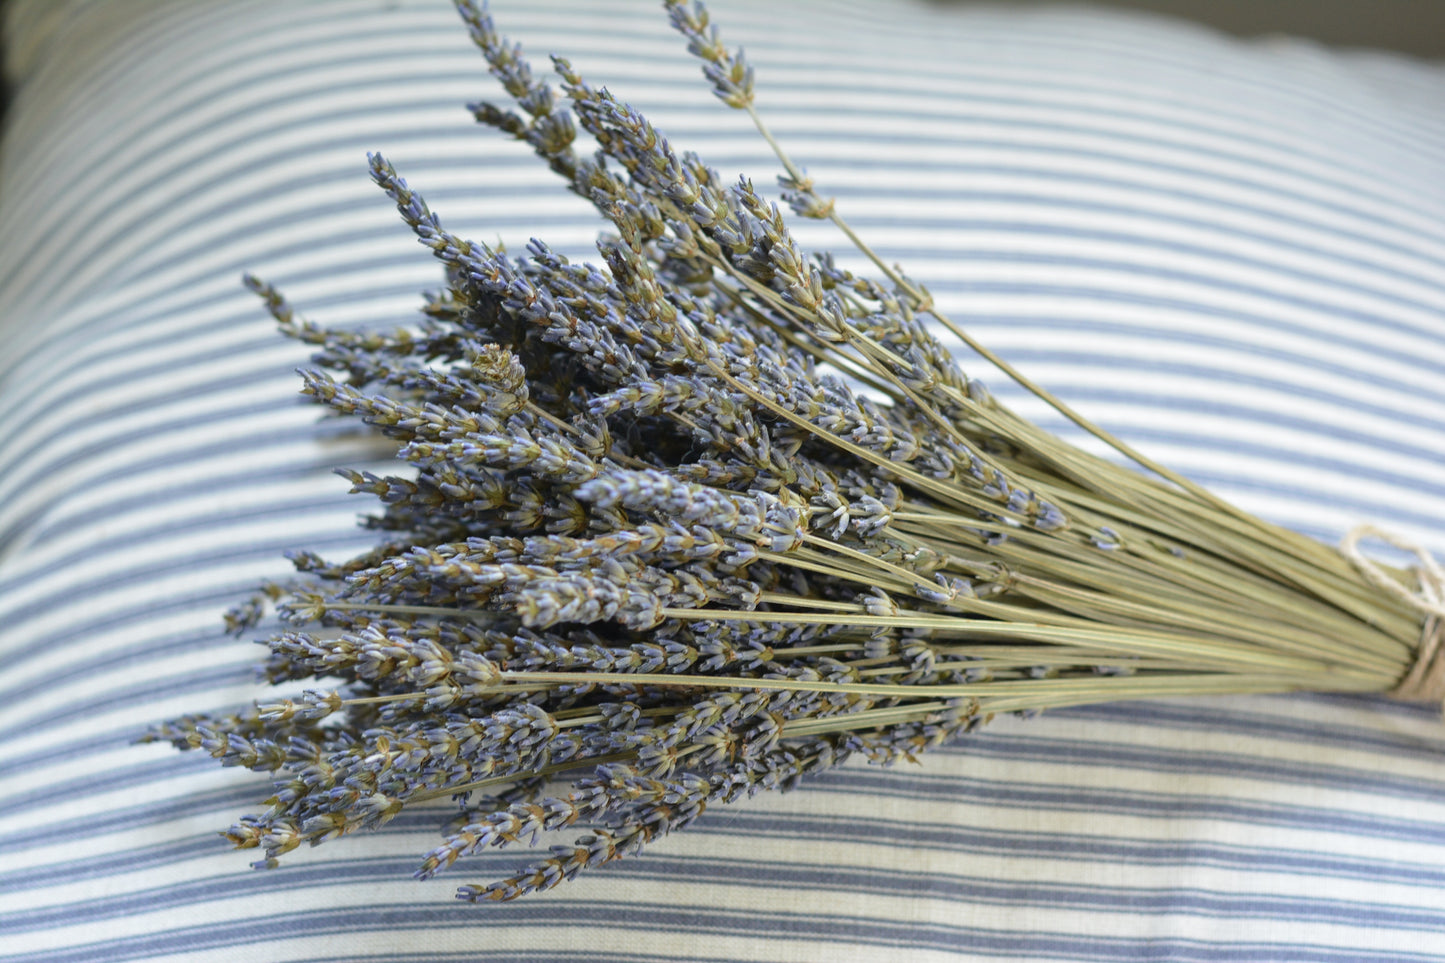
[[1340, 524, 1445, 704]]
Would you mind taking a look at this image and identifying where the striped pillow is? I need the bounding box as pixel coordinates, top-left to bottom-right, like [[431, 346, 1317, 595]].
[[3, 1, 1445, 960]]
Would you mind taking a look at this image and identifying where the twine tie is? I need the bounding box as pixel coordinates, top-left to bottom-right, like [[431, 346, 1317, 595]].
[[1340, 524, 1445, 704]]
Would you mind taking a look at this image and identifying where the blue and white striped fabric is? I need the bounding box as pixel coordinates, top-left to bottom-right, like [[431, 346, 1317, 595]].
[[3, 1, 1445, 959]]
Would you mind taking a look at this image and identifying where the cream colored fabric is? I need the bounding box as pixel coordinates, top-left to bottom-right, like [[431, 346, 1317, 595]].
[[3, 2, 1445, 960]]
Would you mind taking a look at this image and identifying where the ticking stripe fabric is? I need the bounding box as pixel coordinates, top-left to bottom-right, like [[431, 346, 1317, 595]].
[[3, 1, 1445, 960]]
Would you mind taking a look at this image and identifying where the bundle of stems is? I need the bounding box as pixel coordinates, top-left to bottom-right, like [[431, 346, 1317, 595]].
[[151, 0, 1438, 902]]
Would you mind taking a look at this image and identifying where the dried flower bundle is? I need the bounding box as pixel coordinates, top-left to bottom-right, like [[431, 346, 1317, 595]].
[[150, 0, 1441, 902]]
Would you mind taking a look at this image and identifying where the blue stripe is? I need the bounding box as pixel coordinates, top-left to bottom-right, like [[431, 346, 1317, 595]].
[[0, 534, 368, 695], [701, 809, 1445, 889], [8, 718, 1443, 844], [7, 846, 1445, 936], [757, 108, 1445, 245], [10, 787, 1445, 895], [949, 313, 1445, 423], [1063, 697, 1445, 759], [837, 186, 1445, 298], [0, 785, 259, 857], [800, 156, 1445, 277], [842, 759, 1445, 841], [1, 932, 732, 963], [0, 896, 1436, 963], [0, 662, 253, 748], [862, 219, 1445, 319], [933, 276, 1445, 384]]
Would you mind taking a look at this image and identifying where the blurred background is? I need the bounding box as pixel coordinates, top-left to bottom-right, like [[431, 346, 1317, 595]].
[[934, 0, 1445, 57]]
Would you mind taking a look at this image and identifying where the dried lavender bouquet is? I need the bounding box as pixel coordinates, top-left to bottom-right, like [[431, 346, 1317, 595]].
[[150, 0, 1445, 902]]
